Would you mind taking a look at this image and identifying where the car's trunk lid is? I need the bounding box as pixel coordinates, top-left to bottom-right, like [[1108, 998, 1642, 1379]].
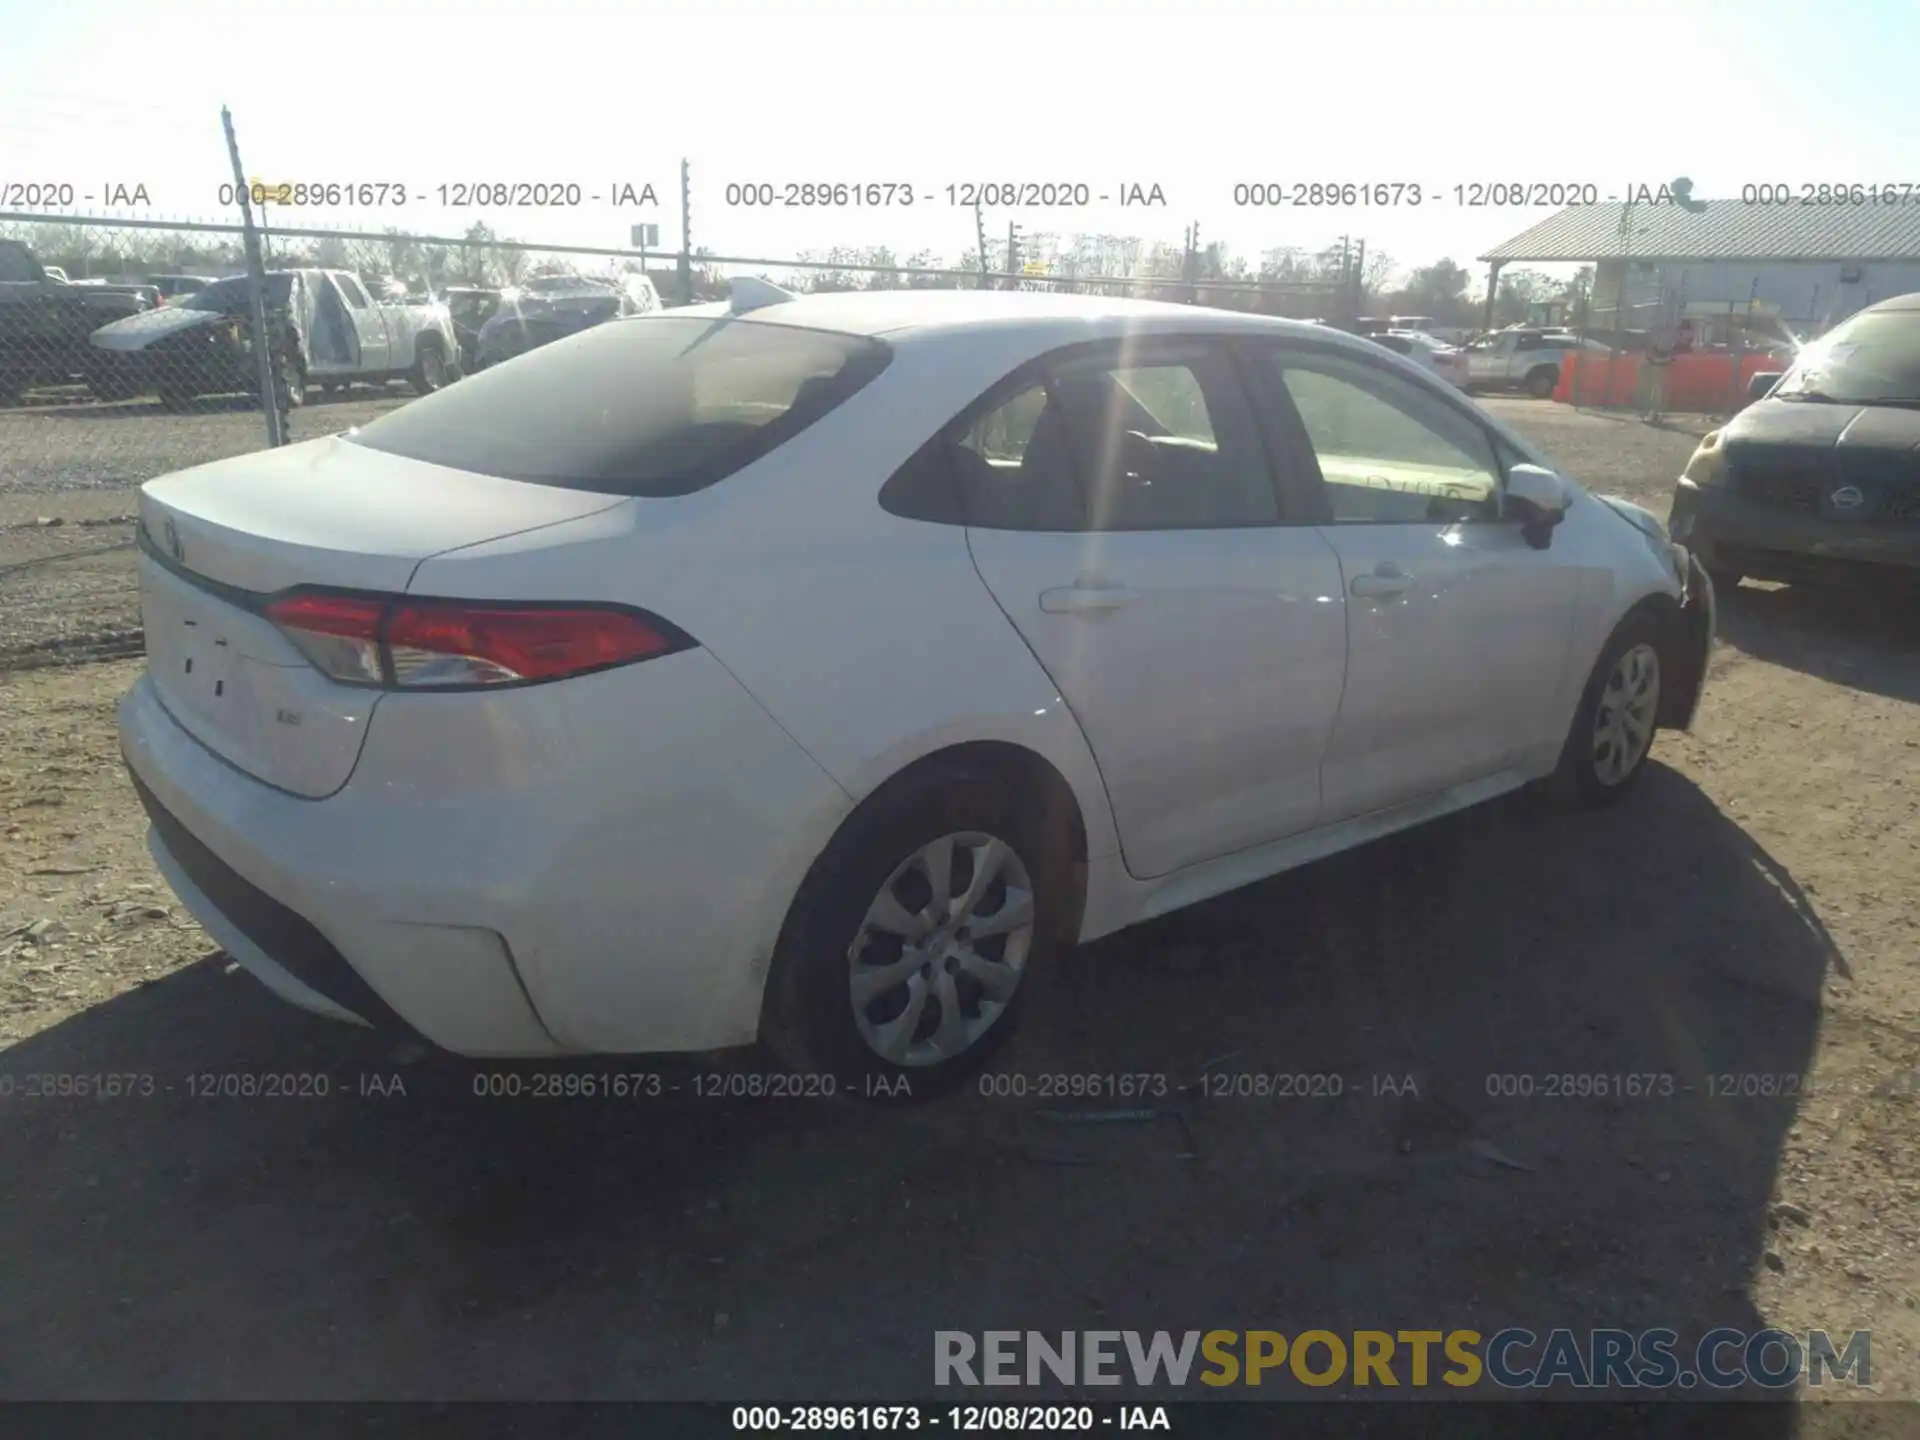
[[137, 433, 629, 796]]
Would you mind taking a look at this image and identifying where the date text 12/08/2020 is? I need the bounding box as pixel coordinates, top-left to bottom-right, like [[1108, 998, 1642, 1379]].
[[210, 182, 660, 208], [721, 183, 1167, 208], [731, 1406, 1169, 1432]]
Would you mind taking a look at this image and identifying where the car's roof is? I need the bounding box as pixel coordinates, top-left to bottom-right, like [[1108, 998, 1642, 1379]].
[[666, 288, 1345, 347], [1860, 291, 1920, 314]]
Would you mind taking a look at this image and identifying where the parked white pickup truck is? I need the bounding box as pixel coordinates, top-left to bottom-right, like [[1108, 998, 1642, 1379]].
[[87, 268, 461, 409], [1462, 328, 1610, 398]]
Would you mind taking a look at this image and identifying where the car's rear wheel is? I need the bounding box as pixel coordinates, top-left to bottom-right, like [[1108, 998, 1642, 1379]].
[[277, 349, 306, 409], [408, 341, 449, 396], [1525, 365, 1559, 398], [761, 764, 1076, 1102], [1556, 612, 1665, 806]]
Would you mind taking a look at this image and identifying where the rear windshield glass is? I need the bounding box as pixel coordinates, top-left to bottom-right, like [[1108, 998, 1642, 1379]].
[[345, 315, 892, 496], [1772, 310, 1920, 406]]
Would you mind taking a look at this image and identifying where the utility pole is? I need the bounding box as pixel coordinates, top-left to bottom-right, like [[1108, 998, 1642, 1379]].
[[1007, 222, 1021, 290], [678, 159, 693, 304], [1353, 237, 1366, 315], [974, 201, 989, 290], [220, 106, 285, 448]]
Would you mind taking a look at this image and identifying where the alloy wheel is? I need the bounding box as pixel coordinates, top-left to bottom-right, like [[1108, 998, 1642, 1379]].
[[847, 832, 1036, 1068], [1592, 642, 1661, 786]]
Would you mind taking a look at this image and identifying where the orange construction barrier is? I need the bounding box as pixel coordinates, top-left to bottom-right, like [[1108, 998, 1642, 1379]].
[[1554, 349, 1790, 412]]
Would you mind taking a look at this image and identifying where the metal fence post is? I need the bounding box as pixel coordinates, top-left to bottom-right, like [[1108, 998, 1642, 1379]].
[[220, 107, 286, 448], [678, 159, 693, 305], [974, 201, 989, 290]]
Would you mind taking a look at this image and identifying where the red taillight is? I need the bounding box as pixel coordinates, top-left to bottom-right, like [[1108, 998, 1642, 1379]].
[[266, 592, 386, 638], [263, 592, 690, 689]]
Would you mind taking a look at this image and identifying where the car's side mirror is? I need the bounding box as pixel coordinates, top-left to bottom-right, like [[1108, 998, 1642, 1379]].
[[1505, 463, 1571, 550], [1747, 371, 1785, 402]]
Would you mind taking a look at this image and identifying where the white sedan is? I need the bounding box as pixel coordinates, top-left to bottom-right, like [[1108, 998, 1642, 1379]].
[[119, 285, 1716, 1097]]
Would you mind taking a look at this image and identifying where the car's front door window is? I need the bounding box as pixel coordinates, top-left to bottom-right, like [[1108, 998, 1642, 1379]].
[[1267, 352, 1503, 525]]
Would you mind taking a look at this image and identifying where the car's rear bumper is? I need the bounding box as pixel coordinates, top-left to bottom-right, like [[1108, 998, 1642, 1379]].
[[1670, 477, 1920, 581], [117, 652, 854, 1058]]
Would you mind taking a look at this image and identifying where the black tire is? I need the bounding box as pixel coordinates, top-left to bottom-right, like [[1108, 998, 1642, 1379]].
[[274, 349, 305, 410], [155, 384, 194, 413], [760, 763, 1079, 1103], [1554, 610, 1669, 807], [408, 340, 449, 396], [1524, 366, 1559, 399]]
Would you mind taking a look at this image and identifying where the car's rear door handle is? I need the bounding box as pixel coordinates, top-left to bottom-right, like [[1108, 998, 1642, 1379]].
[[1350, 566, 1413, 598], [1040, 583, 1139, 614]]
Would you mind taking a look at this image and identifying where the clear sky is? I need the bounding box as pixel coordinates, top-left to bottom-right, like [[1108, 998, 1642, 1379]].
[[1, 0, 1916, 285]]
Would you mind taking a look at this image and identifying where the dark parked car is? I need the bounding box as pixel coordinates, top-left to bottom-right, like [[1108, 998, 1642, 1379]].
[[0, 239, 151, 401], [149, 274, 217, 302], [1670, 292, 1920, 593], [75, 279, 163, 310], [474, 273, 659, 369], [84, 272, 301, 406]]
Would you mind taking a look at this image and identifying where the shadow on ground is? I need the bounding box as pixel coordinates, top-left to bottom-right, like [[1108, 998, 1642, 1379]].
[[1717, 581, 1920, 703], [0, 760, 1840, 1420]]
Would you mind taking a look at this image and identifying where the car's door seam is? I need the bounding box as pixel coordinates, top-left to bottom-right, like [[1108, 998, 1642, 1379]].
[[961, 525, 1137, 876]]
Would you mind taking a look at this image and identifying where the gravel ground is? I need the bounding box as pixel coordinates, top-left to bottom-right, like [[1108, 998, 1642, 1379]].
[[0, 389, 407, 669], [1, 396, 1917, 1410]]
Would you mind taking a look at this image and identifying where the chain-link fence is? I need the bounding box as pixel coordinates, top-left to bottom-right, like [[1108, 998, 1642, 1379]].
[[2, 208, 1357, 440]]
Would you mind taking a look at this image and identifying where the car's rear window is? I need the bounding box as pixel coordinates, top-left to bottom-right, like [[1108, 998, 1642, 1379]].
[[346, 315, 892, 496]]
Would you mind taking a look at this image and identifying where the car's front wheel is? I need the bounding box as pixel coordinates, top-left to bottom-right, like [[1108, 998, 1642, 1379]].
[[1556, 612, 1666, 805], [761, 764, 1076, 1102]]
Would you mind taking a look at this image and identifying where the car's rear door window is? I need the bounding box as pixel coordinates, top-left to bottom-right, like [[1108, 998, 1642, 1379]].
[[346, 315, 891, 496]]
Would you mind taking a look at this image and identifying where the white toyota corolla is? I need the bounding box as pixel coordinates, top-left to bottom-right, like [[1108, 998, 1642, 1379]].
[[119, 285, 1715, 1095]]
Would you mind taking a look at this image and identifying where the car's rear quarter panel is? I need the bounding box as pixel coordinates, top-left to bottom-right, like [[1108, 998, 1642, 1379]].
[[405, 331, 1126, 952]]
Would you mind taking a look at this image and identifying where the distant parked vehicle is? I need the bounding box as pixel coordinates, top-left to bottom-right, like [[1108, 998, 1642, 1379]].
[[1353, 314, 1441, 337], [87, 268, 462, 409], [1368, 329, 1470, 389], [0, 238, 150, 401], [442, 286, 502, 372], [1464, 329, 1609, 397], [76, 279, 163, 311], [149, 275, 216, 303], [475, 273, 659, 369]]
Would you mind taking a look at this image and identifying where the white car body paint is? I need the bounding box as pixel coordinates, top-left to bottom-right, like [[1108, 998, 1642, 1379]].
[[119, 291, 1709, 1057]]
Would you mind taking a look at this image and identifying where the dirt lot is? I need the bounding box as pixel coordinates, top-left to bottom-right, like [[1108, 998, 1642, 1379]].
[[1, 397, 1917, 1416]]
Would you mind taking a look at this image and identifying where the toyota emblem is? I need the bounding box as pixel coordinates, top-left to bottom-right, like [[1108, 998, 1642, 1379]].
[[163, 517, 184, 561], [1830, 485, 1866, 512]]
